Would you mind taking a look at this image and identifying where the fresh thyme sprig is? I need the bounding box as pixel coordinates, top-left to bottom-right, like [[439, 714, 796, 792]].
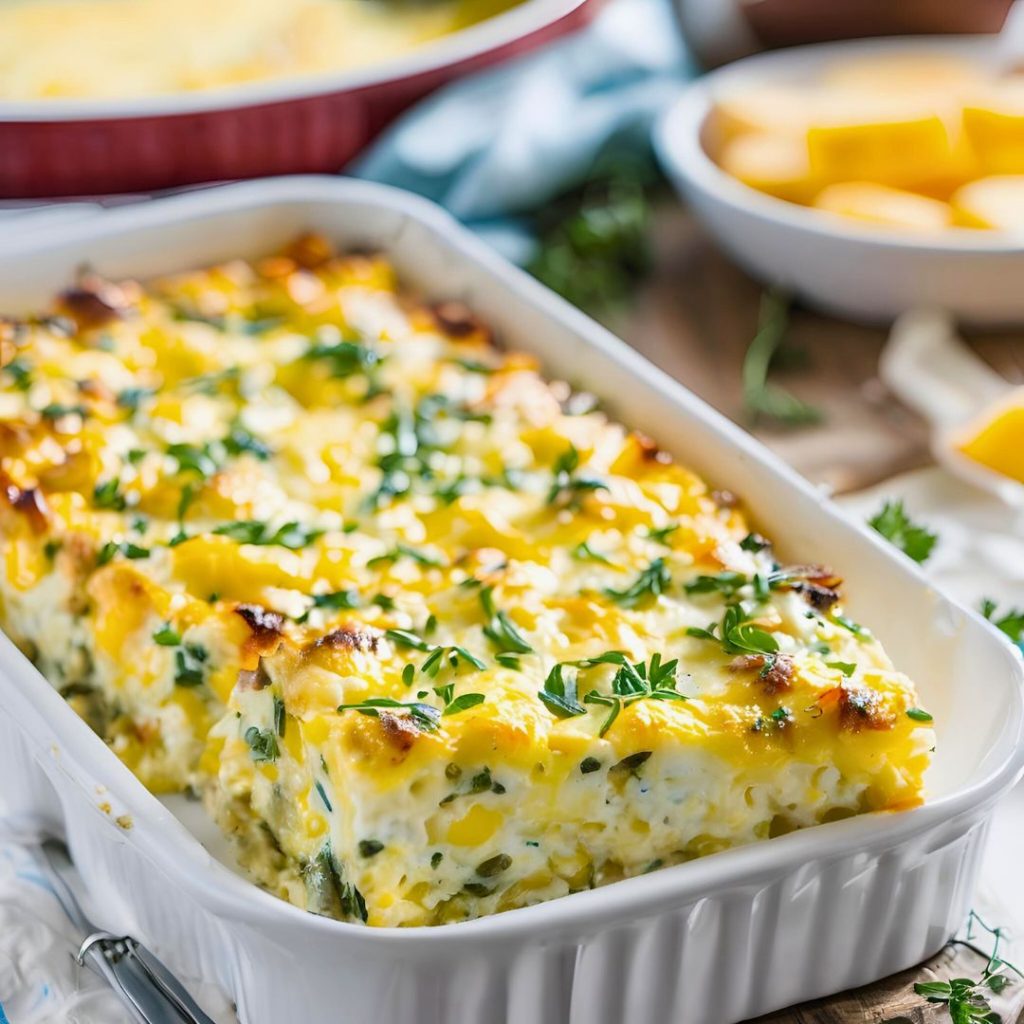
[[907, 911, 1023, 1024]]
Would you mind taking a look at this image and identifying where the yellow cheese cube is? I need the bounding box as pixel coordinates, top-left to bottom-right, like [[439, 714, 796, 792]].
[[952, 175, 1024, 231], [712, 85, 816, 141], [963, 81, 1024, 174], [718, 133, 815, 203], [806, 111, 955, 191], [813, 182, 953, 231]]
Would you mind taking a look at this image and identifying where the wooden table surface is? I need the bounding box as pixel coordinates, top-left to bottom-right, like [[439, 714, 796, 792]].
[[616, 204, 1024, 1022], [620, 205, 1024, 495]]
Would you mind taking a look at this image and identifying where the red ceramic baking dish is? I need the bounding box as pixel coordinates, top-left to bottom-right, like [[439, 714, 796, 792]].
[[0, 0, 596, 199]]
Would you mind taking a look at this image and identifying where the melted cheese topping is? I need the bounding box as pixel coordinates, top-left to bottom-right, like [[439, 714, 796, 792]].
[[0, 0, 521, 101], [0, 235, 932, 926]]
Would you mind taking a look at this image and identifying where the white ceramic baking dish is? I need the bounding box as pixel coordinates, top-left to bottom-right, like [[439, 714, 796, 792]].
[[0, 176, 1021, 1024], [654, 35, 1024, 326]]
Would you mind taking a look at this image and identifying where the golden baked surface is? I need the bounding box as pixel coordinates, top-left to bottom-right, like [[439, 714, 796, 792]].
[[0, 235, 932, 926], [0, 0, 522, 101]]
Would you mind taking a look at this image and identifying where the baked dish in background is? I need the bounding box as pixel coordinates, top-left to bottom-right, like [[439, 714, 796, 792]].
[[0, 235, 933, 926], [0, 0, 523, 100]]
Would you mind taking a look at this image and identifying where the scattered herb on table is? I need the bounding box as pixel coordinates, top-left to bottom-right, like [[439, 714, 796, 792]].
[[869, 499, 938, 564], [906, 911, 1022, 1024], [980, 598, 1024, 654], [742, 291, 822, 428], [527, 152, 658, 319]]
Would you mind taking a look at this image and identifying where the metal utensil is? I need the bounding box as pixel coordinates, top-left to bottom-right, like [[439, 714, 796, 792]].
[[37, 838, 220, 1024]]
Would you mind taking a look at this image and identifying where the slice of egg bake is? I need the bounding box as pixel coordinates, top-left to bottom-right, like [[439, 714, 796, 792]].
[[0, 235, 932, 926]]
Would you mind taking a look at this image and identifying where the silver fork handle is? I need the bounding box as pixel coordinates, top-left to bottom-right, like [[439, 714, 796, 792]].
[[78, 932, 220, 1024]]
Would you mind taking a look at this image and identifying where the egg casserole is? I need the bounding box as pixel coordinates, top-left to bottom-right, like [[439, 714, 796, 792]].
[[0, 235, 932, 926], [0, 0, 522, 101]]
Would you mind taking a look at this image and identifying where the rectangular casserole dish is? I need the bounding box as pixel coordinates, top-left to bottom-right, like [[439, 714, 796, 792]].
[[0, 175, 1021, 1024], [0, 0, 595, 199]]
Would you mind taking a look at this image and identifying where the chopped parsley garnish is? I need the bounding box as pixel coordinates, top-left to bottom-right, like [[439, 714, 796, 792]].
[[314, 780, 333, 812], [358, 839, 384, 858], [645, 523, 679, 545], [367, 543, 444, 569], [96, 540, 149, 566], [687, 604, 779, 670], [539, 663, 587, 718], [539, 651, 685, 735], [826, 661, 856, 677], [4, 360, 31, 391], [152, 623, 181, 647], [906, 708, 933, 722], [39, 403, 86, 420], [116, 386, 154, 412], [93, 478, 126, 511], [683, 571, 748, 598], [223, 423, 272, 460], [244, 725, 279, 763], [273, 696, 286, 738], [832, 613, 869, 637], [546, 444, 607, 508], [337, 696, 441, 733], [213, 519, 323, 550], [869, 499, 937, 564], [174, 643, 208, 688], [739, 532, 769, 553], [479, 587, 533, 656], [167, 442, 220, 479], [297, 589, 361, 623], [304, 338, 381, 378], [441, 692, 486, 716], [572, 539, 614, 564], [604, 557, 670, 608], [980, 598, 1024, 653], [386, 628, 486, 678]]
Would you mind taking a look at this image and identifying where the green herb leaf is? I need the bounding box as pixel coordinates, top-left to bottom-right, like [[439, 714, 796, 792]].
[[244, 725, 279, 763], [336, 697, 441, 733], [604, 557, 670, 608], [907, 707, 933, 722], [93, 478, 126, 511], [174, 643, 208, 687], [442, 692, 486, 716], [980, 598, 1024, 654], [546, 444, 608, 507], [572, 539, 614, 564], [869, 500, 938, 564], [742, 291, 822, 428], [480, 587, 533, 655], [152, 623, 181, 646]]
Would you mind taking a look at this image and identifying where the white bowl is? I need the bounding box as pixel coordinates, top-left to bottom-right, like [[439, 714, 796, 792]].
[[655, 36, 1024, 326]]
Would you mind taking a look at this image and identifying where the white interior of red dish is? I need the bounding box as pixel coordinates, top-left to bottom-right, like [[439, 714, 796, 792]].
[[0, 0, 587, 120], [0, 177, 1021, 941]]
